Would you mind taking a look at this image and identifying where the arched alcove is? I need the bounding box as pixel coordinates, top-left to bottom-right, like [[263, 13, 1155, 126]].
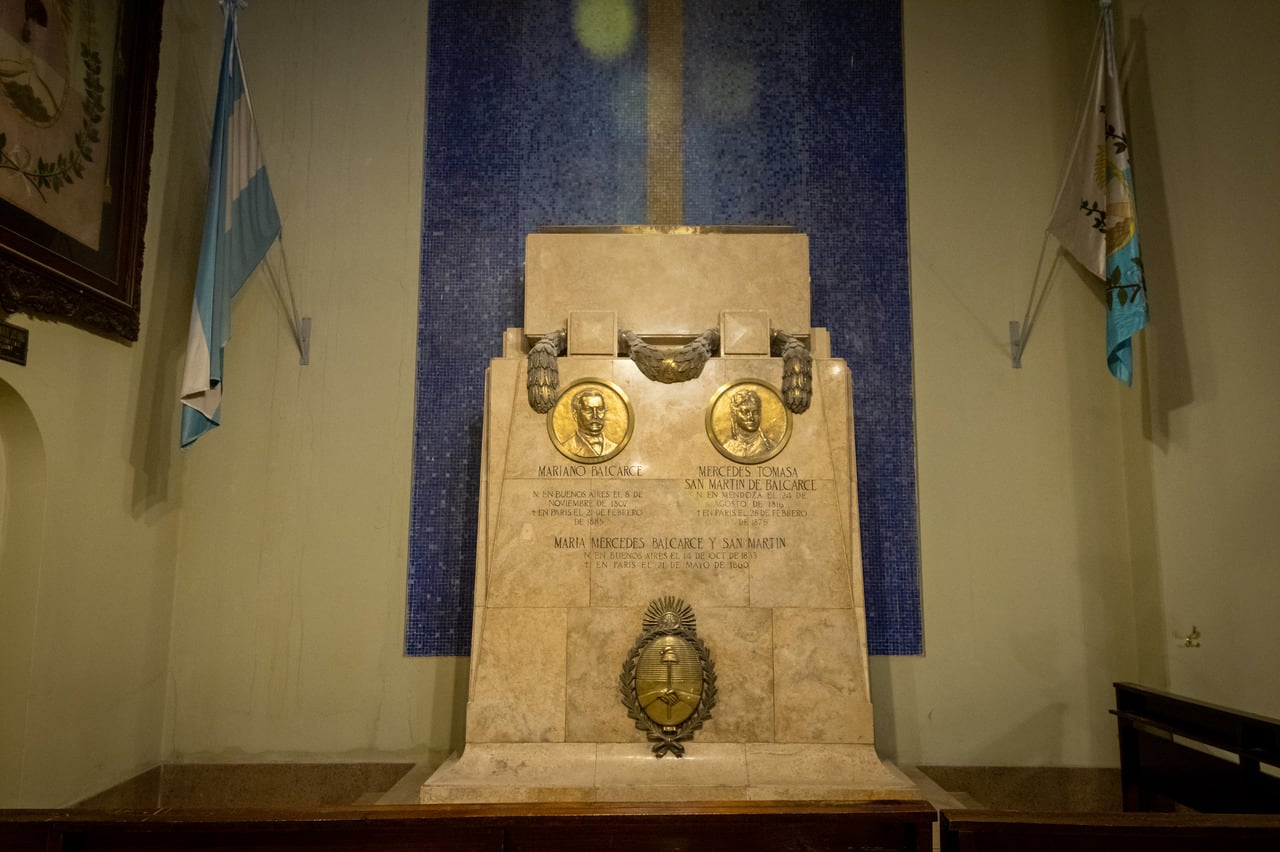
[[0, 377, 49, 806]]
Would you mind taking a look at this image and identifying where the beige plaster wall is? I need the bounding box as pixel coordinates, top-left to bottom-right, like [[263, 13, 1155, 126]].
[[872, 0, 1143, 768], [163, 0, 465, 765], [0, 0, 193, 800], [5, 0, 1277, 805], [873, 0, 1280, 767], [1119, 0, 1280, 716]]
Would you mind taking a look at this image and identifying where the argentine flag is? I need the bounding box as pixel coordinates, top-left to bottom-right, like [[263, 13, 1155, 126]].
[[180, 2, 281, 447]]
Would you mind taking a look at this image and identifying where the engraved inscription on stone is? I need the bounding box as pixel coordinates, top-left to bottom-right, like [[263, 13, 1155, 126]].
[[706, 380, 791, 464], [619, 597, 717, 757], [548, 378, 634, 464]]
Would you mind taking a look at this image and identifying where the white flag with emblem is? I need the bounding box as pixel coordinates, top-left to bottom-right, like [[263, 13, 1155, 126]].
[[1048, 0, 1148, 384]]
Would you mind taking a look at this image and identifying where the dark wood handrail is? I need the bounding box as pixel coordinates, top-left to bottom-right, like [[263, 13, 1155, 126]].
[[0, 799, 934, 824], [1112, 709, 1279, 764], [1114, 682, 1280, 753], [941, 809, 1280, 852], [1114, 682, 1280, 814], [0, 800, 937, 851]]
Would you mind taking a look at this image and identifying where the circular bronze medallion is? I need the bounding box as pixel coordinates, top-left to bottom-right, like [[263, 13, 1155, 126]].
[[548, 378, 634, 463], [705, 380, 791, 464]]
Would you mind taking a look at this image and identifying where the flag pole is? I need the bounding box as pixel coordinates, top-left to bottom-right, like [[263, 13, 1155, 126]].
[[228, 1, 310, 366], [1010, 0, 1107, 369], [1009, 232, 1062, 369], [263, 241, 311, 365]]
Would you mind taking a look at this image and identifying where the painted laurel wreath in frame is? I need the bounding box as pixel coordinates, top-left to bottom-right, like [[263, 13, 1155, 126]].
[[0, 29, 105, 198], [0, 0, 163, 342], [618, 596, 717, 758]]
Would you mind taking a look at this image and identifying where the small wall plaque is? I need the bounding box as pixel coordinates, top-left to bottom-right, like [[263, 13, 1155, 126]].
[[0, 321, 28, 366]]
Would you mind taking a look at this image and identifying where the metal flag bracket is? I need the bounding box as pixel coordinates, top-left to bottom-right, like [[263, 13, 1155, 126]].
[[1010, 233, 1064, 370], [263, 238, 310, 366], [299, 316, 311, 366]]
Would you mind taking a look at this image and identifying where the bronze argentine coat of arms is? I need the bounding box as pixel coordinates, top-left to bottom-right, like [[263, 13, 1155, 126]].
[[619, 597, 717, 757]]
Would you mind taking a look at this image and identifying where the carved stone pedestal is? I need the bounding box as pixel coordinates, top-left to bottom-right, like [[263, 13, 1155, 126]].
[[421, 231, 919, 805]]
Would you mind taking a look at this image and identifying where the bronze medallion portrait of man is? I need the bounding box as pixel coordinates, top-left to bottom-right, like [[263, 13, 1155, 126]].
[[706, 380, 791, 464], [547, 378, 634, 463]]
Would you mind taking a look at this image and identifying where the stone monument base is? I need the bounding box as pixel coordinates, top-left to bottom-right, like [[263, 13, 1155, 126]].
[[420, 231, 921, 808], [419, 743, 920, 804]]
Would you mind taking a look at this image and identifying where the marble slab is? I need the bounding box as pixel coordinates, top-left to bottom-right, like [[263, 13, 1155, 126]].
[[524, 233, 811, 338], [419, 743, 918, 804], [423, 232, 918, 804]]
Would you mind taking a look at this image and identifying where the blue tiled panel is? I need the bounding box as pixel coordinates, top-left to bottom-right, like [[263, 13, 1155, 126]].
[[682, 0, 919, 654], [408, 0, 921, 656]]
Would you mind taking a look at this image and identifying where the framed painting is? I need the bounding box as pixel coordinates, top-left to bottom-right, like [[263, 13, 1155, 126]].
[[0, 0, 164, 342]]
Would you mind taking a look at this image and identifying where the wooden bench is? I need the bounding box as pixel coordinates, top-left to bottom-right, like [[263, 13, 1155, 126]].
[[936, 683, 1280, 849], [1114, 681, 1280, 813]]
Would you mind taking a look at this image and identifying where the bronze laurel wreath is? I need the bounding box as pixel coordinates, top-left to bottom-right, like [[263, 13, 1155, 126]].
[[618, 328, 720, 384], [526, 329, 566, 413], [770, 329, 812, 414]]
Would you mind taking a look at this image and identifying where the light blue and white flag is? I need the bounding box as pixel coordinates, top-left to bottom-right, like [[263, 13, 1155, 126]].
[[180, 1, 281, 447], [1048, 0, 1148, 385]]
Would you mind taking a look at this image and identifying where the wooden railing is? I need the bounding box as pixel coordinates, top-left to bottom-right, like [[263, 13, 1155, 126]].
[[940, 809, 1280, 852], [12, 683, 1280, 850], [0, 800, 935, 851], [1113, 681, 1280, 813], [935, 683, 1280, 849]]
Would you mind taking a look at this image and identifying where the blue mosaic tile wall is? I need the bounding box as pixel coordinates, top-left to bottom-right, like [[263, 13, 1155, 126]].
[[408, 0, 921, 656]]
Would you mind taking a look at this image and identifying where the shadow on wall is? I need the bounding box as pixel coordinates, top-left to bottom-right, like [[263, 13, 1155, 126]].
[[1124, 16, 1196, 449], [0, 378, 48, 807], [969, 701, 1071, 767], [1116, 13, 1180, 692], [125, 0, 222, 519]]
